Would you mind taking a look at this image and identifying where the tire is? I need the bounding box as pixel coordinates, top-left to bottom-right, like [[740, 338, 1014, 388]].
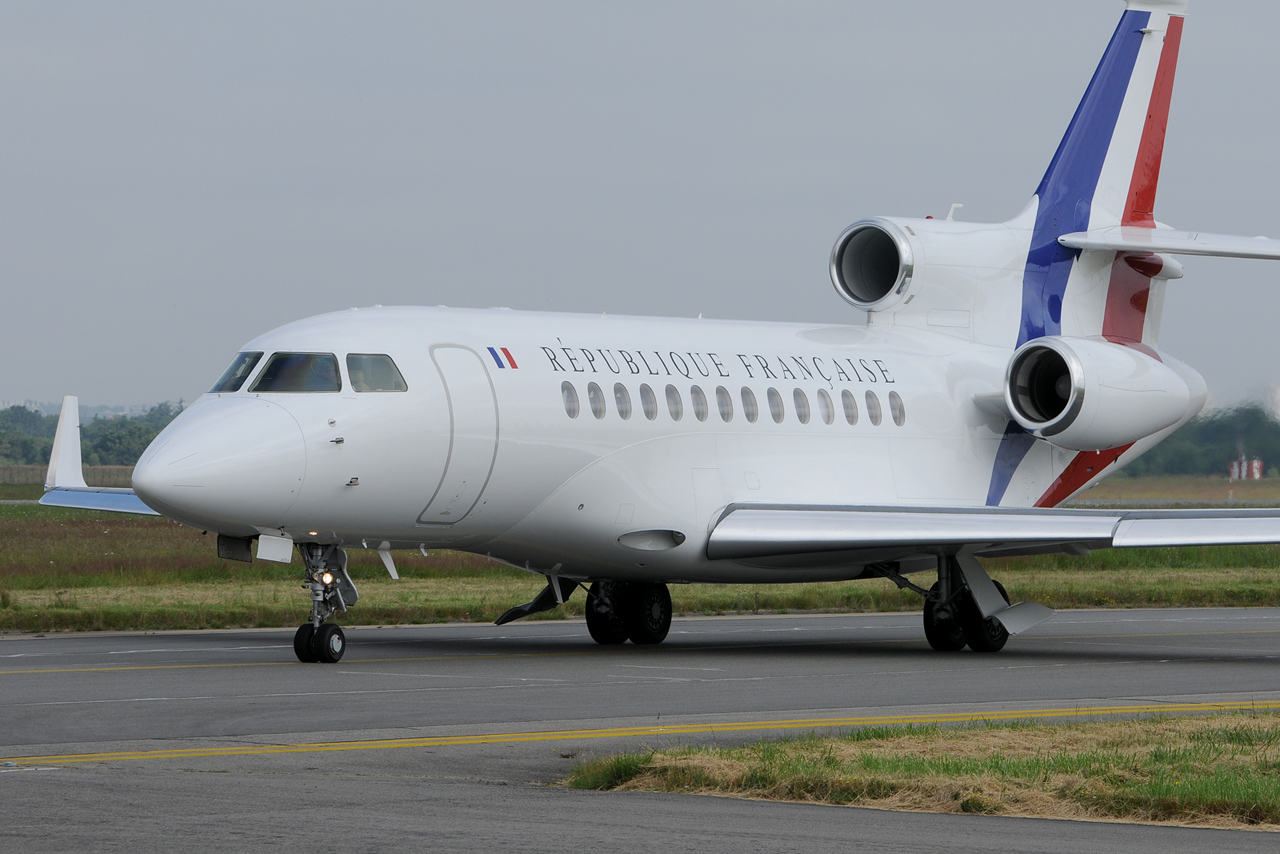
[[622, 582, 672, 645], [293, 624, 318, 663], [585, 582, 628, 645], [311, 623, 346, 663], [922, 583, 966, 652], [961, 580, 1010, 653]]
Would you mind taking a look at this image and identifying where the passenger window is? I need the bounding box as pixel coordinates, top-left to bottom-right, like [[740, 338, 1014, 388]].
[[691, 386, 709, 422], [562, 382, 580, 419], [793, 389, 811, 425], [889, 391, 906, 426], [817, 389, 834, 425], [767, 388, 784, 423], [741, 387, 759, 423], [249, 353, 341, 393], [666, 384, 683, 421], [346, 354, 408, 392], [588, 382, 606, 419], [640, 384, 658, 421], [842, 389, 859, 425], [614, 383, 632, 420], [716, 386, 734, 422], [866, 390, 883, 426], [210, 352, 263, 393]]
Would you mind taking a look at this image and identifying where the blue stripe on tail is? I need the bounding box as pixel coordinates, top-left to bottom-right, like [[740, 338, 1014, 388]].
[[1016, 10, 1149, 348]]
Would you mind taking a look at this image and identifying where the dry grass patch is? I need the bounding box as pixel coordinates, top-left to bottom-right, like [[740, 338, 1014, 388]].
[[569, 714, 1280, 829]]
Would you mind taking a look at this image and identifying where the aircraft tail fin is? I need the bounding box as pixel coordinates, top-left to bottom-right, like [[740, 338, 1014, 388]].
[[1018, 1, 1187, 349]]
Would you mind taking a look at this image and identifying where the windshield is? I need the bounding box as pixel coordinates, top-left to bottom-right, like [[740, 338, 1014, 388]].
[[249, 353, 342, 393], [346, 354, 408, 392], [210, 352, 264, 393]]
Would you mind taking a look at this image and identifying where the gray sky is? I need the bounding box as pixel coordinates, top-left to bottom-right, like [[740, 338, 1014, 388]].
[[3, 1, 1277, 411]]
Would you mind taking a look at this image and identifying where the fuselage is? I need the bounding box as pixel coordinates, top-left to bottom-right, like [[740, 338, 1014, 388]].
[[131, 304, 1112, 584]]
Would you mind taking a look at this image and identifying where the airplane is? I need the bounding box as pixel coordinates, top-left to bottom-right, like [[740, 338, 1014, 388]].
[[39, 0, 1280, 663]]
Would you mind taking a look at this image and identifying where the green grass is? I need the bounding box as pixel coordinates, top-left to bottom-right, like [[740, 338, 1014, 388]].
[[0, 484, 42, 500], [568, 714, 1280, 827], [2, 503, 1280, 632]]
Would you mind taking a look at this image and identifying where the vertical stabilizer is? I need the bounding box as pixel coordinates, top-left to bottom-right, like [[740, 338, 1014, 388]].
[[1018, 0, 1186, 350], [45, 395, 88, 490], [988, 1, 1189, 508]]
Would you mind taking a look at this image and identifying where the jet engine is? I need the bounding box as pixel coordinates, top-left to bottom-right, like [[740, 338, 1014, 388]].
[[829, 218, 915, 310], [1003, 336, 1197, 452]]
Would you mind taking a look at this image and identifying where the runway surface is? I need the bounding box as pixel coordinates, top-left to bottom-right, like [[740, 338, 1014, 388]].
[[3, 607, 1280, 851]]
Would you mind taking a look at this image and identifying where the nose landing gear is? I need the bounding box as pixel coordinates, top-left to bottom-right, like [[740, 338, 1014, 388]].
[[294, 545, 357, 663]]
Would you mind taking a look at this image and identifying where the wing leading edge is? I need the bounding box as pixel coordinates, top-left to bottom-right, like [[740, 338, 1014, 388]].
[[706, 504, 1280, 561]]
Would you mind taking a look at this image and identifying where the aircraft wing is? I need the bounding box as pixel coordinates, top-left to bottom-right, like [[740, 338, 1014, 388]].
[[40, 486, 159, 515], [706, 504, 1280, 561], [37, 395, 160, 516], [1058, 227, 1280, 260]]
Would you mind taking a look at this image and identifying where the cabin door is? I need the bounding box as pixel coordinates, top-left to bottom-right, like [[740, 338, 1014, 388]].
[[417, 346, 499, 525]]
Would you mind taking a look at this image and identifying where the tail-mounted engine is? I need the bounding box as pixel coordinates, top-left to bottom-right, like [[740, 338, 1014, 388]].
[[829, 218, 915, 311], [1004, 336, 1196, 452]]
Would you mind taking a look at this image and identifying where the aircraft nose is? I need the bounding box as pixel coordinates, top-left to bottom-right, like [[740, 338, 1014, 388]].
[[133, 398, 306, 530]]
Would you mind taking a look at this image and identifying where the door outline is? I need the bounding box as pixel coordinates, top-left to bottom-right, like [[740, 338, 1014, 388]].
[[417, 345, 500, 526]]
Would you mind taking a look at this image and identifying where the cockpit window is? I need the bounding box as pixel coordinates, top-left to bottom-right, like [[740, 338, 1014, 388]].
[[210, 352, 263, 393], [346, 354, 408, 392], [249, 353, 342, 393]]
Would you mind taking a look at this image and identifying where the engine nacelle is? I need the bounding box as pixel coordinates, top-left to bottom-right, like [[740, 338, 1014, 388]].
[[829, 218, 915, 310], [1003, 337, 1195, 452]]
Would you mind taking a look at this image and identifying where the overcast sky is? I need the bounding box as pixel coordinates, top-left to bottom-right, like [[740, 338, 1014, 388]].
[[3, 1, 1278, 412]]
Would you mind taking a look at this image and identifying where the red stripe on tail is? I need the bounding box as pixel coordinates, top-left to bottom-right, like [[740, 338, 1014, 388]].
[[1123, 15, 1184, 227]]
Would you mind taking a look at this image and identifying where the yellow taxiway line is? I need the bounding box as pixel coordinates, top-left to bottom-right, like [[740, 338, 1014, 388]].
[[6, 700, 1280, 765]]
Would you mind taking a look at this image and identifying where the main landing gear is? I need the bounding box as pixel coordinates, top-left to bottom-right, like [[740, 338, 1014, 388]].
[[585, 581, 672, 645], [293, 545, 358, 664], [922, 555, 1010, 653], [494, 576, 674, 646], [870, 554, 1018, 653]]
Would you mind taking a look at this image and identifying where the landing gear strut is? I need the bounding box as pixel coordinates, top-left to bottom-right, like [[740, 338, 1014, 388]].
[[294, 544, 357, 663], [585, 581, 672, 645]]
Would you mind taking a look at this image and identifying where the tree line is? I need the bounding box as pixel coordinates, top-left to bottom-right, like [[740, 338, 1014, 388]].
[[1, 400, 1278, 476], [0, 403, 182, 467]]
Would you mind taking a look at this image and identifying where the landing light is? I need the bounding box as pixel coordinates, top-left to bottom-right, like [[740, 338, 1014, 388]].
[[321, 572, 334, 585]]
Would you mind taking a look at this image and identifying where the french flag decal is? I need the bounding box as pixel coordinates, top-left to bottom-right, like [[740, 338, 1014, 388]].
[[487, 347, 519, 369]]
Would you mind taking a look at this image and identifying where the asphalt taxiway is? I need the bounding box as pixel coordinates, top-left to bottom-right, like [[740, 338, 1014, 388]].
[[2, 608, 1279, 851]]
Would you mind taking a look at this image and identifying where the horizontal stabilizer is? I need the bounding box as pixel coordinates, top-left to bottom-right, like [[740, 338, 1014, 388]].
[[1059, 227, 1280, 260], [707, 504, 1280, 561], [40, 487, 159, 516]]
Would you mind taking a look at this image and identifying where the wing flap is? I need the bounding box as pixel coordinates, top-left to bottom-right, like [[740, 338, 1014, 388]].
[[1058, 227, 1280, 260]]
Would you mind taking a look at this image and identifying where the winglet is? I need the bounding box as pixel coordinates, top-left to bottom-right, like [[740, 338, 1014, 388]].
[[45, 395, 88, 490]]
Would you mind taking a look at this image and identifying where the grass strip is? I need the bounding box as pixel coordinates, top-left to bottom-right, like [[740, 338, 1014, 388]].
[[568, 712, 1280, 828], [4, 503, 1280, 633]]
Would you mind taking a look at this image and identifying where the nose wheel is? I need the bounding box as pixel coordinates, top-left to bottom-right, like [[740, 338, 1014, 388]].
[[294, 544, 357, 663], [293, 622, 347, 663]]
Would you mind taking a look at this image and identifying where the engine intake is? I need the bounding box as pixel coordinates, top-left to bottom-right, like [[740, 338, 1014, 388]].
[[829, 218, 914, 310], [1004, 337, 1194, 452]]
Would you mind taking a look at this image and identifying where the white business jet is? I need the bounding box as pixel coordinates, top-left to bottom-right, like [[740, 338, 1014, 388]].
[[41, 0, 1280, 663]]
